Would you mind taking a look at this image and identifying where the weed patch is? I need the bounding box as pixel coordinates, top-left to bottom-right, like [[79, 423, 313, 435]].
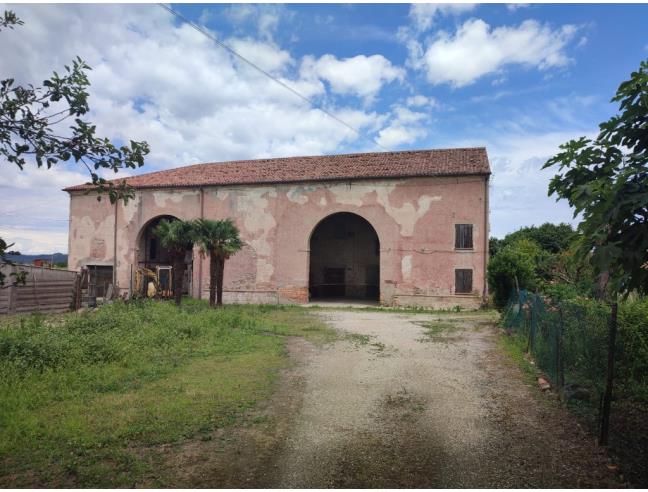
[[345, 333, 373, 347], [498, 332, 538, 383], [415, 321, 461, 343], [0, 299, 333, 487]]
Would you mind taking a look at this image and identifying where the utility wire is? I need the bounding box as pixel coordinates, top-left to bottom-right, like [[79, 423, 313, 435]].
[[158, 3, 390, 153]]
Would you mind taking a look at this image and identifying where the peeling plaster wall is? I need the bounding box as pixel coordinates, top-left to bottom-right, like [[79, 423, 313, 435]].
[[68, 175, 488, 308]]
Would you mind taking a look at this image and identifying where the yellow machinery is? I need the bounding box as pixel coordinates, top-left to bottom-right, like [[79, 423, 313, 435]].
[[134, 266, 173, 299]]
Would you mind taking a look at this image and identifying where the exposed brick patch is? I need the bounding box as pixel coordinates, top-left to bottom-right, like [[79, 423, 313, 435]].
[[278, 286, 309, 304]]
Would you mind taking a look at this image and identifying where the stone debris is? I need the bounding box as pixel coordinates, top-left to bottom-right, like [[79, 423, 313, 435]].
[[538, 377, 551, 391]]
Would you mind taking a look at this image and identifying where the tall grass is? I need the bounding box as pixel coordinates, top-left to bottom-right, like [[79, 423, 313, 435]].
[[0, 299, 334, 487]]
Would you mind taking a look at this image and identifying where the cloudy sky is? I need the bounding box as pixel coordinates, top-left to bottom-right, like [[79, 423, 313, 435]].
[[1, 3, 647, 254]]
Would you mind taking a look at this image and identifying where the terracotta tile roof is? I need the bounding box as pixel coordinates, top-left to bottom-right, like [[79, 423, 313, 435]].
[[64, 147, 490, 192]]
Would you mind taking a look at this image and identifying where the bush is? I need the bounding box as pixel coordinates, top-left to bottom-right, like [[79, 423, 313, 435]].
[[502, 291, 648, 403], [487, 241, 538, 310], [618, 298, 648, 400], [543, 283, 582, 303]]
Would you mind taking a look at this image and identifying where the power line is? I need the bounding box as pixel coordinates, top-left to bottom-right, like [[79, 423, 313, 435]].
[[157, 3, 390, 153]]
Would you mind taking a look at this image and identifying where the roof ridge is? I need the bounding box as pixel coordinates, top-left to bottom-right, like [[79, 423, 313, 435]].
[[137, 147, 489, 173]]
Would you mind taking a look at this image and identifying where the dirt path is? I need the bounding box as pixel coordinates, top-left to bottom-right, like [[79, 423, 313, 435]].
[[272, 309, 618, 488], [155, 309, 620, 488]]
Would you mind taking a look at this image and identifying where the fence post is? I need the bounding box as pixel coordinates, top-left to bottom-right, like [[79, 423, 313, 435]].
[[557, 306, 565, 390], [7, 265, 17, 314], [73, 273, 82, 311], [599, 301, 618, 446], [526, 294, 535, 354]]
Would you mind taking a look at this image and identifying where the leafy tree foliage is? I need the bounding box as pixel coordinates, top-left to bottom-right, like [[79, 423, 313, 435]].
[[544, 59, 648, 297], [0, 10, 150, 285], [153, 219, 195, 306], [0, 10, 23, 30], [487, 240, 538, 309], [488, 223, 589, 307], [490, 222, 577, 257], [503, 223, 577, 254], [544, 58, 648, 446], [489, 237, 504, 258], [544, 240, 597, 298], [1, 10, 149, 203], [0, 237, 26, 287], [192, 219, 243, 307]]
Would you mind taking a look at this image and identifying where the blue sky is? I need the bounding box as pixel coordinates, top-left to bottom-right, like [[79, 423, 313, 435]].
[[1, 3, 648, 253]]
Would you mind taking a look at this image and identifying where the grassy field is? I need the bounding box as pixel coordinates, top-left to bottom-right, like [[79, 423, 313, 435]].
[[0, 299, 335, 487]]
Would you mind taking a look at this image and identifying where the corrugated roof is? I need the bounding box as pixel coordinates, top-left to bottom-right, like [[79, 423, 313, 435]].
[[64, 147, 490, 192]]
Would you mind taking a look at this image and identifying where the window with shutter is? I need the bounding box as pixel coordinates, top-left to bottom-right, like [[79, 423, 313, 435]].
[[455, 224, 473, 249], [455, 269, 473, 294]]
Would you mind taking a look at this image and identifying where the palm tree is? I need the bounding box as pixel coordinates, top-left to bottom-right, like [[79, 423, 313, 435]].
[[192, 218, 243, 307], [153, 219, 195, 306]]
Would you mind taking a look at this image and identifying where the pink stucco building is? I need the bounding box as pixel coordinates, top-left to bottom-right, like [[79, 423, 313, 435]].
[[65, 148, 491, 308]]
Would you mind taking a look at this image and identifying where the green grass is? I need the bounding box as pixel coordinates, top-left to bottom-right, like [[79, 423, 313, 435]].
[[0, 299, 335, 487], [345, 333, 373, 346], [414, 320, 461, 343], [498, 331, 538, 382]]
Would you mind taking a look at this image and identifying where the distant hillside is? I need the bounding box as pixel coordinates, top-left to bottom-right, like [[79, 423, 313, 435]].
[[4, 253, 68, 265]]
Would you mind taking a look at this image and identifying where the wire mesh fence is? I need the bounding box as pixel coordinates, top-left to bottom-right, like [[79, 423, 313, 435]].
[[500, 290, 611, 403], [501, 290, 648, 485]]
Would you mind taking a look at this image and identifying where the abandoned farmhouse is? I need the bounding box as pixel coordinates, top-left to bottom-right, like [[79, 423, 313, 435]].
[[65, 148, 491, 309]]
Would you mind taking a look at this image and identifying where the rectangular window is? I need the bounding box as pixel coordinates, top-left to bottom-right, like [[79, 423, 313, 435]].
[[455, 224, 473, 249], [455, 269, 473, 294]]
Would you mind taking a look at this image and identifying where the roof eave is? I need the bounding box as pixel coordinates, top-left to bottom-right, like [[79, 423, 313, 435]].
[[64, 171, 491, 194]]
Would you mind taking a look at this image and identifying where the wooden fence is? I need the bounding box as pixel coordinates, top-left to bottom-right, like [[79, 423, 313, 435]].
[[0, 264, 79, 315]]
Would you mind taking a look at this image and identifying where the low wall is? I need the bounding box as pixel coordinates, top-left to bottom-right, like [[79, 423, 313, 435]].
[[392, 294, 483, 310]]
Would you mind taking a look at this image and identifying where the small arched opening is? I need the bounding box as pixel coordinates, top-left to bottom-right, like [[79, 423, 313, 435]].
[[309, 212, 379, 302]]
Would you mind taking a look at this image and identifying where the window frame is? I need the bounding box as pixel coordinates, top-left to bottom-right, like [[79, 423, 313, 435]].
[[454, 223, 474, 250], [455, 268, 473, 295]]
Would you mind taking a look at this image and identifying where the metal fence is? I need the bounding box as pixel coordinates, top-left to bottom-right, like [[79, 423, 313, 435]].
[[501, 290, 610, 401]]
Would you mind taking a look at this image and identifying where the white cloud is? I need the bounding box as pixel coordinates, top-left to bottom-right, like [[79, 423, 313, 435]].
[[0, 4, 402, 252], [0, 227, 69, 255], [227, 38, 294, 73], [416, 19, 578, 87], [303, 54, 404, 102], [446, 126, 596, 238], [376, 105, 428, 148], [406, 94, 438, 108], [0, 4, 390, 166], [409, 3, 476, 32], [220, 4, 293, 42], [507, 4, 530, 12]]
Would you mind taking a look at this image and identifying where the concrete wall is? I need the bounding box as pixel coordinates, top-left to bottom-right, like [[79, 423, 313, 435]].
[[67, 175, 489, 308]]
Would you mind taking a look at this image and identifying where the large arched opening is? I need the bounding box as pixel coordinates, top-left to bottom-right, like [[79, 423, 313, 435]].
[[136, 215, 193, 295], [309, 212, 379, 302]]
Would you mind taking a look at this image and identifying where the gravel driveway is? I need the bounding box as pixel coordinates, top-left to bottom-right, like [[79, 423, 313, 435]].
[[273, 309, 618, 488]]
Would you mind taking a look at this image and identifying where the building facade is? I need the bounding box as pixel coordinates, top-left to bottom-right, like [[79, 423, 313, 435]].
[[65, 148, 491, 308]]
